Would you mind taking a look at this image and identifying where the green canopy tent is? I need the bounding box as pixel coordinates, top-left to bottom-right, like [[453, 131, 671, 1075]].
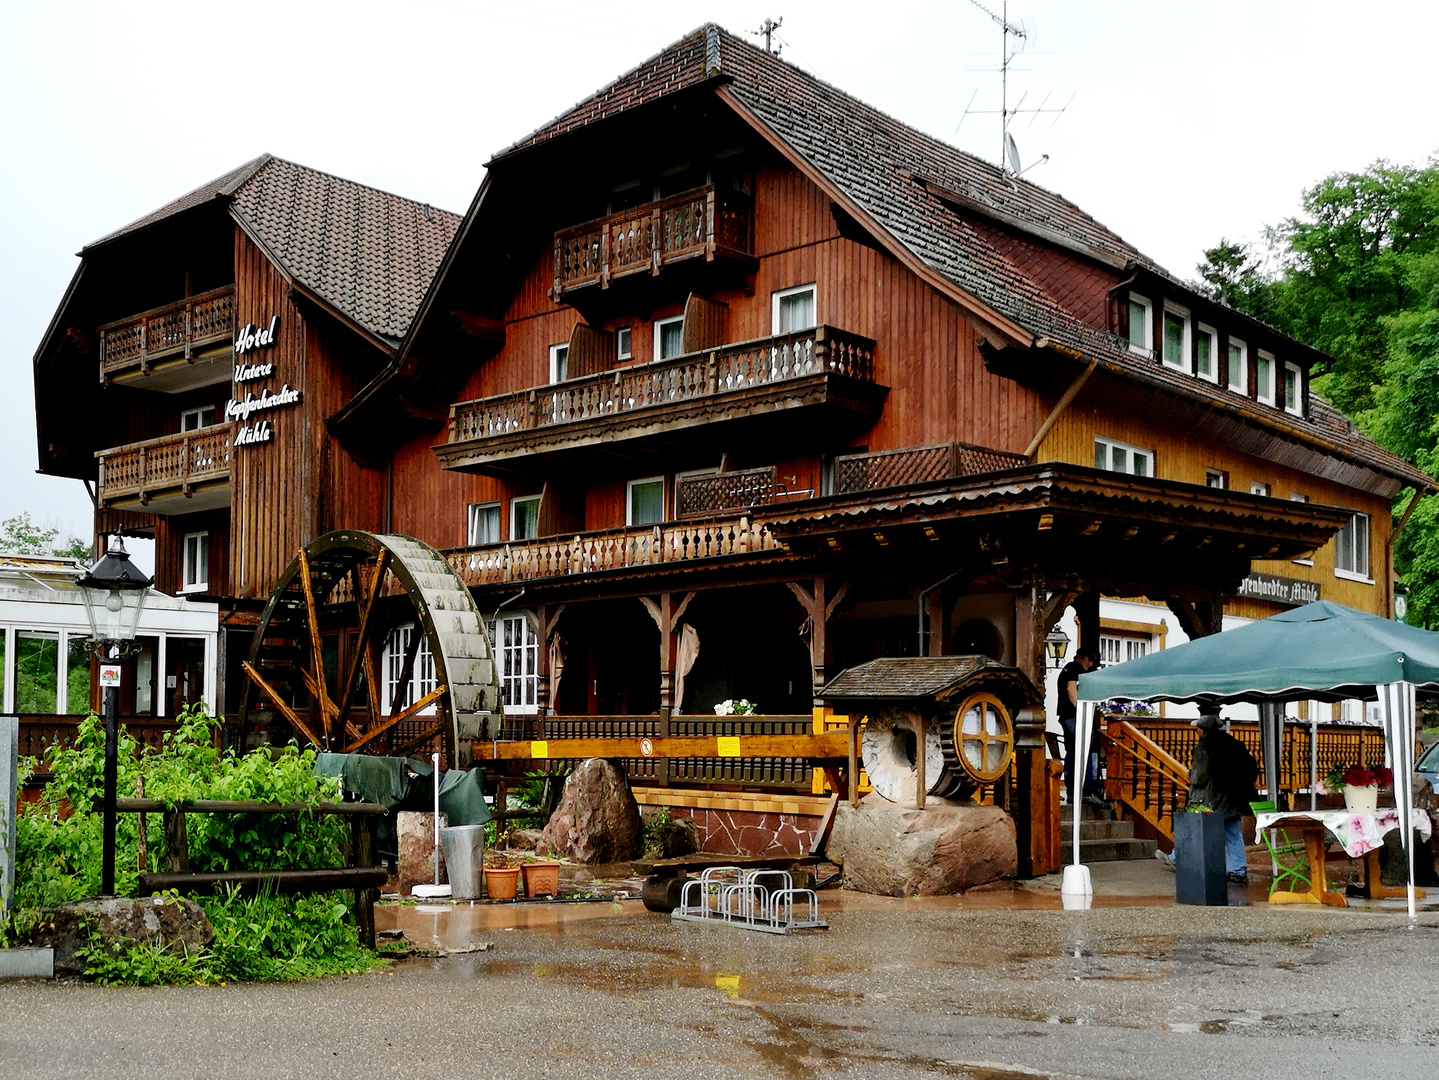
[[1062, 601, 1436, 915]]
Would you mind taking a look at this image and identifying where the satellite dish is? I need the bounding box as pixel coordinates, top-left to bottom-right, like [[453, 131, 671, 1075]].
[[1005, 132, 1022, 175]]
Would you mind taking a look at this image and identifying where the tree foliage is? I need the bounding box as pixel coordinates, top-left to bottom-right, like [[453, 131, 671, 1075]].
[[0, 512, 91, 562]]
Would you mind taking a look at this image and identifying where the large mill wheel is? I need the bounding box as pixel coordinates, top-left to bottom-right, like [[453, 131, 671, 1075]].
[[237, 531, 501, 768]]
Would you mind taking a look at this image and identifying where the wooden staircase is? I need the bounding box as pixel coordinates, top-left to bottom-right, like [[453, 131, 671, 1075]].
[[1103, 717, 1189, 851], [1059, 802, 1157, 862]]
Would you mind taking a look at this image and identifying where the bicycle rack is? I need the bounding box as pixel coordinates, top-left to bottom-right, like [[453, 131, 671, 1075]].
[[671, 866, 828, 934]]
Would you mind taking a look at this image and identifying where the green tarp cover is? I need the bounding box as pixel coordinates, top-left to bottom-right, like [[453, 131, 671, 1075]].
[[312, 754, 491, 826], [1077, 601, 1439, 705]]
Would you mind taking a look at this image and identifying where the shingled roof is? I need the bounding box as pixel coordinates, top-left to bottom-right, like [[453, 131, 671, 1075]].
[[495, 24, 1431, 493], [86, 155, 461, 345]]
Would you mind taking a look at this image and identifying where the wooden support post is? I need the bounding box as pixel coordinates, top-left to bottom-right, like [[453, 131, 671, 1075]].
[[924, 591, 945, 657], [162, 808, 190, 873], [352, 816, 377, 950], [915, 714, 927, 809], [1012, 576, 1057, 877], [848, 715, 860, 807]]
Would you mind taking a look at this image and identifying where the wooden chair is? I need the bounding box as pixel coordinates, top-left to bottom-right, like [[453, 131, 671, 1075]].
[[1251, 799, 1311, 897]]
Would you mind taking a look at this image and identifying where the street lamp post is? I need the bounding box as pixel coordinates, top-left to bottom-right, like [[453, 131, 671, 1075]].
[[76, 537, 151, 896]]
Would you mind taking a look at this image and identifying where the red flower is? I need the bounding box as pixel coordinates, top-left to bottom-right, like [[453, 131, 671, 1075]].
[[1341, 765, 1394, 787]]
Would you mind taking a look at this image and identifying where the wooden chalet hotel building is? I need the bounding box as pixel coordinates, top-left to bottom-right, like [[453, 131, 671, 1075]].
[[33, 26, 1432, 874]]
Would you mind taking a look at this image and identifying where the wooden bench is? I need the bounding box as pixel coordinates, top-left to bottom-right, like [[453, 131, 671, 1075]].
[[634, 853, 823, 913], [101, 797, 389, 948]]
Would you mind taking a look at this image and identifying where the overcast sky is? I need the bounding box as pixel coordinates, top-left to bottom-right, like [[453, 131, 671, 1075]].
[[3, 0, 1436, 551]]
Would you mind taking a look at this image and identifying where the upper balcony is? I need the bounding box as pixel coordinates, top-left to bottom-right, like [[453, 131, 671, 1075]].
[[550, 185, 755, 313], [98, 286, 235, 393], [434, 325, 887, 474], [96, 428, 232, 515]]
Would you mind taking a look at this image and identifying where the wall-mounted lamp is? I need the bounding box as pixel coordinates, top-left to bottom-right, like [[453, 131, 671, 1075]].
[[1044, 627, 1071, 669]]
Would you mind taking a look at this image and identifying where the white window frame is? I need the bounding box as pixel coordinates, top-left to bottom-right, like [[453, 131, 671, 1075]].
[[1283, 360, 1304, 417], [1094, 436, 1154, 477], [181, 531, 208, 593], [1195, 322, 1219, 383], [616, 326, 632, 361], [626, 476, 666, 526], [1334, 512, 1372, 582], [771, 283, 817, 335], [674, 467, 718, 516], [1249, 481, 1270, 497], [1227, 337, 1248, 394], [1290, 494, 1314, 565], [466, 501, 501, 546], [381, 624, 437, 716], [1205, 469, 1227, 489], [180, 406, 215, 432], [510, 495, 541, 541], [1099, 633, 1150, 666], [653, 315, 685, 361], [1256, 348, 1277, 406], [548, 342, 569, 384], [1126, 293, 1153, 355], [489, 612, 539, 715], [1161, 302, 1192, 373]]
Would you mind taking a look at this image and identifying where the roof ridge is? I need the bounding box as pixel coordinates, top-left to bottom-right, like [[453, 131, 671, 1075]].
[[82, 153, 274, 251], [236, 155, 463, 222]]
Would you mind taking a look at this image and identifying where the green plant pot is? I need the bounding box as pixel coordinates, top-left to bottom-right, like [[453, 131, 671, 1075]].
[[1173, 811, 1227, 906]]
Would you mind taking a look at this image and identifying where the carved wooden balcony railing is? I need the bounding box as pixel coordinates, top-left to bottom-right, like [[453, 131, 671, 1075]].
[[439, 325, 878, 470], [95, 428, 232, 510], [444, 514, 782, 588], [834, 441, 1029, 494], [552, 185, 754, 299], [98, 286, 236, 380]]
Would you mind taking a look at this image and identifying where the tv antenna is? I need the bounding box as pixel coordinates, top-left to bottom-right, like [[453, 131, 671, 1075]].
[[957, 0, 1072, 177], [751, 17, 783, 56]]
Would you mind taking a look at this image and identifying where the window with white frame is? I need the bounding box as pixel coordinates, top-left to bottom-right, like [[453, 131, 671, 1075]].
[[182, 531, 208, 592], [1334, 512, 1370, 580], [510, 495, 541, 540], [1126, 293, 1153, 354], [549, 343, 569, 383], [489, 613, 538, 714], [1094, 436, 1153, 477], [1249, 481, 1270, 497], [381, 624, 437, 714], [1256, 349, 1277, 405], [1162, 304, 1191, 372], [654, 316, 685, 361], [1283, 361, 1304, 416], [1291, 494, 1314, 565], [616, 326, 632, 361], [627, 476, 665, 526], [180, 406, 215, 431], [772, 283, 817, 335], [1206, 469, 1228, 489], [1099, 634, 1149, 666], [467, 502, 501, 546], [1227, 338, 1248, 393], [1195, 323, 1218, 382]]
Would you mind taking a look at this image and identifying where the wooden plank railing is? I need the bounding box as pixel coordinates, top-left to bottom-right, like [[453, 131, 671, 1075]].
[[444, 514, 782, 587], [98, 285, 236, 378], [835, 441, 1029, 494], [552, 184, 753, 297], [447, 325, 876, 448], [96, 427, 232, 506], [1104, 717, 1189, 845]]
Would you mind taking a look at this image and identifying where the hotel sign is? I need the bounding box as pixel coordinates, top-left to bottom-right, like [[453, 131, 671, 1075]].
[[1236, 572, 1319, 607], [228, 314, 301, 446]]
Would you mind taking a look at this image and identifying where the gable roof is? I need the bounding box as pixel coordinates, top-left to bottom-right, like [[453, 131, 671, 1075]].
[[486, 24, 1431, 494], [85, 155, 461, 346]]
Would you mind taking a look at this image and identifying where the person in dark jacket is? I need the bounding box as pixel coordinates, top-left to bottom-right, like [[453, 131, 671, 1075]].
[[1056, 649, 1101, 806], [1160, 712, 1258, 881]]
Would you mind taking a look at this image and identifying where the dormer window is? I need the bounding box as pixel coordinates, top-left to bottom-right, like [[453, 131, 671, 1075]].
[[1283, 361, 1304, 417], [1161, 304, 1191, 373], [1126, 293, 1152, 355], [1227, 338, 1248, 394], [1195, 323, 1218, 383], [1256, 349, 1277, 406]]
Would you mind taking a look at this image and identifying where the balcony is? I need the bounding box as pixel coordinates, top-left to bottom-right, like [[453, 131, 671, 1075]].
[[98, 286, 235, 393], [96, 428, 232, 515], [550, 185, 755, 307], [435, 325, 887, 474]]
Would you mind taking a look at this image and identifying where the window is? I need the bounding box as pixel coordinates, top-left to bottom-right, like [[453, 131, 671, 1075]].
[[1291, 494, 1313, 565], [1283, 361, 1304, 416], [489, 613, 538, 714], [1256, 349, 1276, 405], [1126, 293, 1153, 355], [182, 531, 208, 592], [467, 502, 500, 546], [1094, 436, 1153, 477], [14, 631, 59, 713], [510, 496, 541, 540], [772, 283, 817, 335], [1100, 634, 1148, 665], [1334, 512, 1370, 580], [1249, 481, 1270, 497], [627, 476, 665, 526], [1195, 323, 1218, 383], [1161, 304, 1191, 372], [616, 326, 632, 361], [381, 624, 436, 714], [64, 632, 89, 715], [654, 316, 685, 361], [1205, 469, 1228, 489], [549, 343, 569, 383], [1227, 338, 1247, 393], [181, 406, 215, 431]]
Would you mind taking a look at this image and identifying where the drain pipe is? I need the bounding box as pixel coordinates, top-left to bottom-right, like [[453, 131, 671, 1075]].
[[918, 568, 969, 656]]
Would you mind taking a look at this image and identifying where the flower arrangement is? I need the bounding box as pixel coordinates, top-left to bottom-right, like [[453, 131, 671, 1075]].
[[1103, 700, 1156, 717], [714, 698, 757, 716], [1324, 763, 1394, 790]]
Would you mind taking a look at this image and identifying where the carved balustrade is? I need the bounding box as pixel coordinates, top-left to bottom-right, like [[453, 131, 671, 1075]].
[[98, 286, 236, 378], [96, 428, 232, 507]]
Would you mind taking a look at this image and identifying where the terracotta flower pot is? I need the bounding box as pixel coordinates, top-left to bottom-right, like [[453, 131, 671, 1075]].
[[522, 861, 561, 898], [484, 867, 520, 900], [1343, 784, 1378, 812]]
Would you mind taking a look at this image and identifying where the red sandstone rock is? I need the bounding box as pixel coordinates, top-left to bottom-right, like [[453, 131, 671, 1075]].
[[398, 810, 447, 896], [537, 759, 642, 863]]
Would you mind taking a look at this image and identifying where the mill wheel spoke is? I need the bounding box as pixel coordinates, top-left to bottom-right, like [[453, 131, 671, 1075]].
[[297, 550, 336, 744], [335, 552, 390, 743]]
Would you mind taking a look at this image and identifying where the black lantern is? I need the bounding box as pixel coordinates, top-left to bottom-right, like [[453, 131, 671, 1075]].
[[76, 537, 151, 896], [1044, 627, 1071, 669]]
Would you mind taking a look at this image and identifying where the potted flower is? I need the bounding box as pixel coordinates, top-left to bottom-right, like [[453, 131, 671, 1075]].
[[714, 698, 757, 716], [521, 857, 562, 899], [1172, 804, 1228, 906], [1324, 764, 1393, 813], [483, 854, 520, 901]]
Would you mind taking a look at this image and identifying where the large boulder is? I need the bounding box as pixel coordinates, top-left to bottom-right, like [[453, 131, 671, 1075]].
[[24, 895, 214, 976], [397, 810, 448, 896], [827, 792, 1017, 895], [538, 759, 642, 863]]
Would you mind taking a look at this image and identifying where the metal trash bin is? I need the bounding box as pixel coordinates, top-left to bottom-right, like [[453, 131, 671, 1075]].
[[439, 824, 486, 900]]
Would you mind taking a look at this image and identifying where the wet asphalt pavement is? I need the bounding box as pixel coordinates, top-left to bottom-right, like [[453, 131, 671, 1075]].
[[3, 888, 1438, 1080]]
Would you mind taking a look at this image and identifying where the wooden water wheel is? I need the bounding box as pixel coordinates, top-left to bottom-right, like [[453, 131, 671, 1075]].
[[236, 530, 501, 768]]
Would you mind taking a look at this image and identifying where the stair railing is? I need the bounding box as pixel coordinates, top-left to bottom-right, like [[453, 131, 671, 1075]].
[[1102, 717, 1189, 846]]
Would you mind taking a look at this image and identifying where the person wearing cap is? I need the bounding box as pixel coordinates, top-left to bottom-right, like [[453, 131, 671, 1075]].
[[1157, 712, 1258, 882], [1056, 648, 1102, 807]]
